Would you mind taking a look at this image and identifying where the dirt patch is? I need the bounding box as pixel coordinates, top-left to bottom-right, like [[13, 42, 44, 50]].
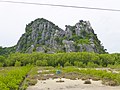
[[27, 78, 120, 90]]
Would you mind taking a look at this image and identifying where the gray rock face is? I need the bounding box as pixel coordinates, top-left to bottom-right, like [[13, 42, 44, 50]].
[[16, 18, 106, 53], [65, 25, 73, 38], [36, 47, 44, 53], [26, 45, 34, 53], [62, 40, 75, 52]]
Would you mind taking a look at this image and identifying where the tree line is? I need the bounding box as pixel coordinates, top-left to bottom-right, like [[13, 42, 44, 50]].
[[0, 52, 120, 67]]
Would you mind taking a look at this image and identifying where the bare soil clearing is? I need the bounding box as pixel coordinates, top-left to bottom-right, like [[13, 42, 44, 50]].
[[27, 78, 120, 90]]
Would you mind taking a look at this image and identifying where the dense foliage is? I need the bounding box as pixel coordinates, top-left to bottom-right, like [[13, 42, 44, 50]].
[[0, 66, 32, 90], [1, 52, 120, 67], [0, 46, 16, 56]]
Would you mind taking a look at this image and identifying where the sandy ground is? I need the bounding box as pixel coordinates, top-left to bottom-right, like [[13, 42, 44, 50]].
[[27, 78, 120, 90]]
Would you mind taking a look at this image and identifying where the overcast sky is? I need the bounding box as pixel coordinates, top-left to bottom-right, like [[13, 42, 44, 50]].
[[0, 0, 120, 53]]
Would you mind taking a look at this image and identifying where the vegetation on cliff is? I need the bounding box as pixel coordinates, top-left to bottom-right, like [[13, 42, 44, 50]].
[[0, 18, 107, 55]]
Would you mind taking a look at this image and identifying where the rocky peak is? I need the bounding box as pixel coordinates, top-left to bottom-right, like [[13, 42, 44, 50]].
[[15, 18, 106, 54], [75, 20, 94, 34], [16, 18, 65, 52]]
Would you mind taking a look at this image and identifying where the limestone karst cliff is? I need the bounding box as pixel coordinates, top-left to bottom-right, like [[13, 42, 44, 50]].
[[15, 18, 106, 53]]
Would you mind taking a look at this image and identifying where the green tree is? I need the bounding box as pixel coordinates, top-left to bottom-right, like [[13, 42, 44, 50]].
[[100, 54, 115, 67], [0, 56, 5, 63]]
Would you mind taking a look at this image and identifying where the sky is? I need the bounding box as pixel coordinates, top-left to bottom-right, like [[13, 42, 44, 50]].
[[0, 0, 120, 53]]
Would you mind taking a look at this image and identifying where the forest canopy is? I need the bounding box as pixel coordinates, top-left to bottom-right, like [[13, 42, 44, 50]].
[[0, 52, 119, 68]]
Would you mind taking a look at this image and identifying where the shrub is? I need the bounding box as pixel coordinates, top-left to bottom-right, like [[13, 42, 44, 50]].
[[36, 60, 48, 66], [0, 63, 3, 67], [84, 80, 91, 84], [14, 61, 21, 67], [36, 60, 41, 66], [87, 62, 98, 68], [74, 61, 85, 68], [64, 62, 72, 67]]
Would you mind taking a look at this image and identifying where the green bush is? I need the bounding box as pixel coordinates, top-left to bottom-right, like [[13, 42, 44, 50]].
[[74, 61, 85, 68], [0, 63, 3, 67], [0, 66, 32, 89], [87, 62, 98, 68], [0, 81, 9, 90], [36, 60, 48, 66], [14, 61, 21, 67], [36, 60, 41, 66], [64, 62, 72, 67]]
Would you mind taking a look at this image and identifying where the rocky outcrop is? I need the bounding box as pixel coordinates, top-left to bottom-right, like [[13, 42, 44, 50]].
[[15, 18, 106, 53], [62, 40, 75, 52]]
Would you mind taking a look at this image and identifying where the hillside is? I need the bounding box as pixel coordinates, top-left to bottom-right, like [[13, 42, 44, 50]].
[[0, 18, 106, 55]]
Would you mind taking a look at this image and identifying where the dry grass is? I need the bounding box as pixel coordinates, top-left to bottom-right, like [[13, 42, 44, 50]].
[[81, 76, 90, 81], [62, 72, 80, 80], [102, 80, 118, 86], [92, 77, 101, 81], [28, 79, 37, 86]]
